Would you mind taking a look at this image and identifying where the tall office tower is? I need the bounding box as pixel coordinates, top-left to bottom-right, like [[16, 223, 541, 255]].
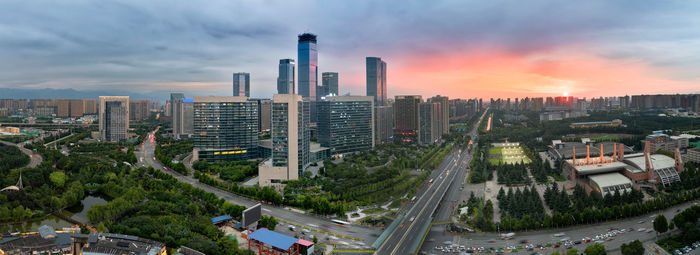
[[428, 95, 449, 136], [297, 33, 318, 100], [374, 105, 394, 145], [259, 94, 309, 189], [170, 93, 185, 136], [317, 96, 374, 155], [419, 102, 441, 145], [393, 95, 422, 143], [99, 96, 129, 142], [366, 57, 387, 106], [320, 72, 339, 98], [129, 99, 150, 121], [277, 59, 296, 94], [192, 96, 258, 161], [249, 98, 272, 133], [233, 72, 250, 97]]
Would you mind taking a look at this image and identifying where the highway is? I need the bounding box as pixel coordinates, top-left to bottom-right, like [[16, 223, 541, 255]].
[[136, 127, 381, 247], [375, 109, 488, 254], [0, 140, 42, 168]]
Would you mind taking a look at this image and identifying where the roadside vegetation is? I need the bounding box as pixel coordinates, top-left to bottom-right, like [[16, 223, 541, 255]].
[[656, 205, 700, 253]]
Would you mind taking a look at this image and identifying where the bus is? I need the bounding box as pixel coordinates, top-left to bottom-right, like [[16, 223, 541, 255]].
[[331, 219, 351, 226]]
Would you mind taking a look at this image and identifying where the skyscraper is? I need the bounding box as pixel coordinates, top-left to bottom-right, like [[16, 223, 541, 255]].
[[317, 96, 374, 155], [233, 72, 250, 97], [129, 99, 150, 121], [393, 95, 422, 143], [192, 96, 258, 161], [366, 57, 387, 106], [277, 59, 295, 94], [259, 94, 310, 190], [419, 102, 441, 145], [171, 93, 185, 137], [428, 95, 450, 136], [297, 33, 318, 100], [320, 72, 339, 98], [99, 96, 129, 142], [374, 105, 394, 144]]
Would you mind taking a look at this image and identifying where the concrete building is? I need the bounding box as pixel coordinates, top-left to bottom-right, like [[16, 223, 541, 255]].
[[570, 119, 622, 129], [366, 57, 387, 106], [374, 105, 393, 144], [233, 72, 250, 97], [259, 94, 310, 190], [644, 133, 689, 152], [192, 96, 258, 161], [428, 95, 450, 136], [317, 96, 374, 155], [171, 93, 194, 138], [419, 102, 441, 145], [250, 98, 272, 133], [99, 96, 129, 142], [393, 95, 422, 143], [129, 99, 150, 121], [277, 59, 295, 94], [588, 172, 634, 196], [319, 72, 339, 98], [685, 147, 700, 163]]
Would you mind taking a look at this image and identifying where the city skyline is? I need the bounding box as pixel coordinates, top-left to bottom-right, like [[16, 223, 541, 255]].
[[1, 1, 699, 100]]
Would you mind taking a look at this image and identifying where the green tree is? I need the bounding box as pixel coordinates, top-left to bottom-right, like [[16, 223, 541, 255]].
[[584, 243, 607, 255], [653, 214, 668, 234], [620, 240, 644, 255], [567, 247, 578, 255], [49, 171, 66, 189], [552, 251, 560, 255], [258, 215, 278, 230]]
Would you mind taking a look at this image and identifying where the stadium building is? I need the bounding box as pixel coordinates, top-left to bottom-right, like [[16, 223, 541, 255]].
[[561, 141, 683, 194]]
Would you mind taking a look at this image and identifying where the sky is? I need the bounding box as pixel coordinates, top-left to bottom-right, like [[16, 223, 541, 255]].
[[1, 0, 700, 99]]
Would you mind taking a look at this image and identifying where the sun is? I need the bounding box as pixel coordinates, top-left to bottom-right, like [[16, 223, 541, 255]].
[[563, 92, 568, 97]]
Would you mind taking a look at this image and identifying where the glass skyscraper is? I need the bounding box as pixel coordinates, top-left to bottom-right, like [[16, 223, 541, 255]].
[[192, 96, 258, 161], [319, 72, 339, 99], [317, 96, 374, 155], [366, 57, 387, 106], [297, 33, 317, 100], [232, 72, 250, 97], [99, 96, 129, 142], [277, 59, 295, 94]]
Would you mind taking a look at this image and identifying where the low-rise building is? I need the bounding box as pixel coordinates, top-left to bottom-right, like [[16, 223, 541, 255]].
[[570, 119, 622, 128]]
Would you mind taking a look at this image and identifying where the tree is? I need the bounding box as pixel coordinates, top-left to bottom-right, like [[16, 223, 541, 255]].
[[653, 214, 668, 234], [584, 243, 607, 255], [259, 215, 279, 230], [49, 171, 66, 189], [620, 240, 644, 255], [551, 251, 560, 255], [567, 247, 578, 255]]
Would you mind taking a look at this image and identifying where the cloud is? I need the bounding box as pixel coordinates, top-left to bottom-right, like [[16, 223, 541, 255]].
[[0, 0, 698, 99]]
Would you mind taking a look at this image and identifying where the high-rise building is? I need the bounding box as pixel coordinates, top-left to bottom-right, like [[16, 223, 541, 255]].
[[428, 95, 449, 136], [393, 95, 422, 142], [129, 99, 150, 121], [192, 96, 258, 161], [320, 72, 339, 98], [419, 102, 441, 145], [317, 96, 374, 155], [233, 72, 250, 97], [374, 105, 393, 145], [259, 94, 310, 189], [366, 57, 387, 106], [249, 98, 272, 133], [277, 59, 295, 94], [297, 33, 318, 100], [171, 93, 185, 136], [99, 96, 129, 142]]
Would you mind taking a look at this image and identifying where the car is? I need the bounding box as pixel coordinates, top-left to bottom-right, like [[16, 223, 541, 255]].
[[638, 228, 646, 232], [574, 240, 582, 245], [554, 233, 566, 237], [520, 240, 529, 244], [409, 216, 416, 222], [674, 250, 683, 255], [638, 220, 645, 224], [693, 242, 700, 249], [645, 229, 653, 233], [595, 240, 605, 244], [435, 246, 443, 250], [488, 239, 497, 243]]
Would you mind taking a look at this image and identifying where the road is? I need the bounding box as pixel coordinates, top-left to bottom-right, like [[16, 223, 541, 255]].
[[0, 140, 42, 168], [375, 109, 488, 254], [421, 200, 699, 254], [136, 127, 381, 247]]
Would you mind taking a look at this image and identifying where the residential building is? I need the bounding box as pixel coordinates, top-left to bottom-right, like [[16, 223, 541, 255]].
[[366, 57, 387, 106], [393, 95, 421, 142], [129, 99, 150, 121], [259, 94, 310, 190], [233, 72, 250, 97], [317, 96, 374, 155], [643, 133, 690, 152], [250, 98, 272, 133], [419, 102, 441, 145], [171, 93, 186, 137], [277, 59, 295, 94], [99, 96, 129, 142], [428, 95, 449, 136], [374, 105, 393, 144], [192, 96, 258, 161], [685, 147, 700, 163]]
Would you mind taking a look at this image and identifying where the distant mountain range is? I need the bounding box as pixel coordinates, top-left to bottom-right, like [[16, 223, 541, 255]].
[[0, 88, 169, 101]]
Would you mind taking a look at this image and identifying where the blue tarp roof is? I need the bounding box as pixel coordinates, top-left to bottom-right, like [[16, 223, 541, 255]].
[[211, 214, 232, 224], [248, 228, 298, 251]]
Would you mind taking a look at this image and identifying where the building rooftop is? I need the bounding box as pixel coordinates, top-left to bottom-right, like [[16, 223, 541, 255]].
[[589, 172, 633, 196], [623, 154, 676, 171], [568, 158, 630, 175], [211, 214, 232, 224], [248, 228, 299, 251]]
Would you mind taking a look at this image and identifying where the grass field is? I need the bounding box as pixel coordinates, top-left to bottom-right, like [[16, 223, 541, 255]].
[[490, 145, 531, 165], [591, 135, 620, 142]]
